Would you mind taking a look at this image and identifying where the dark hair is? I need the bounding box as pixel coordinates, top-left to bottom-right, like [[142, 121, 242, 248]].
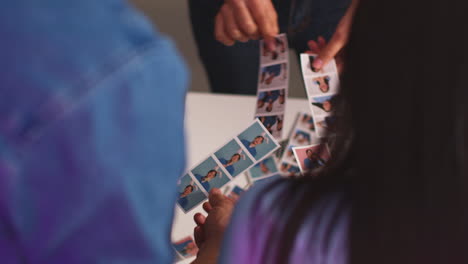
[[259, 1, 468, 264], [205, 169, 217, 178], [254, 136, 265, 143], [229, 153, 241, 163], [185, 185, 194, 192]]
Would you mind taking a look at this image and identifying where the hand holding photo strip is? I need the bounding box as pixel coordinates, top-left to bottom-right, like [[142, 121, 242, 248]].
[[292, 144, 331, 173], [255, 34, 289, 141], [178, 119, 280, 214]]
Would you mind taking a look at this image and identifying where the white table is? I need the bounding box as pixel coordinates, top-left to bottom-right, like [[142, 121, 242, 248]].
[[172, 92, 309, 263]]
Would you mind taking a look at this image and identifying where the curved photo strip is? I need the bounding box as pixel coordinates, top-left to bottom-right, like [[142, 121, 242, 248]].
[[256, 34, 289, 140], [278, 112, 321, 176], [179, 119, 280, 214], [292, 144, 331, 173], [300, 53, 340, 138]]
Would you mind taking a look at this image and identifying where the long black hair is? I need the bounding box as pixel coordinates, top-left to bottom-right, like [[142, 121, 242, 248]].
[[262, 1, 468, 263]]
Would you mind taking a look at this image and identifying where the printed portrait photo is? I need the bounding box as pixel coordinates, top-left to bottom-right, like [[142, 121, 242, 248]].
[[293, 144, 331, 173], [291, 129, 311, 146], [238, 121, 278, 161], [259, 63, 288, 89], [176, 174, 207, 213], [192, 156, 230, 193], [305, 73, 340, 96], [256, 88, 286, 114], [260, 34, 288, 65], [248, 156, 279, 180], [311, 94, 336, 116], [256, 115, 284, 140], [279, 162, 301, 177], [314, 114, 336, 138], [214, 139, 254, 177], [298, 113, 316, 133], [281, 145, 298, 164], [300, 54, 337, 77], [173, 236, 199, 259]]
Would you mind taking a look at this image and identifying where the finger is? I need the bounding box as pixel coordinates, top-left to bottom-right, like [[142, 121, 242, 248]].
[[314, 32, 347, 71], [317, 36, 327, 49], [307, 40, 321, 54], [221, 5, 249, 42], [215, 12, 235, 46], [208, 188, 229, 207], [229, 0, 259, 37], [249, 0, 278, 50], [203, 201, 213, 213], [194, 226, 205, 247], [194, 213, 206, 226]]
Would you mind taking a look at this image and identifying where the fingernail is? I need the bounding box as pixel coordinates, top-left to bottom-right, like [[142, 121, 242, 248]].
[[312, 58, 323, 72]]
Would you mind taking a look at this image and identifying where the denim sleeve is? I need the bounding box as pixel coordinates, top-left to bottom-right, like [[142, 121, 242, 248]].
[[0, 40, 187, 264]]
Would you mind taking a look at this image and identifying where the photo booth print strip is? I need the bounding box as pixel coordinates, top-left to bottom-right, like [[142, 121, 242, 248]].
[[255, 34, 289, 140], [179, 119, 280, 213], [300, 53, 340, 138]]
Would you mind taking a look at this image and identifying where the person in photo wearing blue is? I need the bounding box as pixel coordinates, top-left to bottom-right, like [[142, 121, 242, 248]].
[[303, 149, 326, 170], [260, 64, 285, 85], [258, 116, 283, 136], [280, 163, 301, 177], [195, 167, 223, 191], [178, 184, 195, 209], [257, 90, 285, 112], [240, 135, 266, 158], [218, 150, 245, 176], [0, 1, 187, 263]]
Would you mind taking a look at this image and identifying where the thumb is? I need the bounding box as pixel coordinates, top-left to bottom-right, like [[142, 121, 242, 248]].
[[313, 33, 347, 71]]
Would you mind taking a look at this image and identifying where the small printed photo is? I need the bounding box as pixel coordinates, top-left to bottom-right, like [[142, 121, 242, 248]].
[[214, 139, 254, 177], [238, 121, 279, 161], [310, 94, 337, 116], [176, 174, 207, 213], [192, 156, 230, 192], [227, 185, 245, 202], [256, 115, 284, 140], [290, 129, 311, 146], [274, 139, 289, 159], [260, 34, 288, 64], [293, 144, 331, 172], [248, 156, 279, 180], [300, 54, 337, 76], [314, 114, 336, 137], [281, 145, 297, 164], [305, 73, 339, 96], [256, 88, 286, 114], [298, 113, 316, 132], [173, 236, 198, 259], [259, 63, 288, 89], [279, 162, 301, 177]]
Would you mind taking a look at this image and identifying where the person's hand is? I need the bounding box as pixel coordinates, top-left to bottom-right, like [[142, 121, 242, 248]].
[[215, 0, 279, 50], [306, 0, 360, 73], [191, 189, 235, 264]]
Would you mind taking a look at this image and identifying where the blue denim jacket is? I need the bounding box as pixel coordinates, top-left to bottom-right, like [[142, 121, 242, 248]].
[[0, 1, 187, 263]]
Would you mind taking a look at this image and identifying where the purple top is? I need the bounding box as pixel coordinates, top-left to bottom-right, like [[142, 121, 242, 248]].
[[219, 180, 350, 263]]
